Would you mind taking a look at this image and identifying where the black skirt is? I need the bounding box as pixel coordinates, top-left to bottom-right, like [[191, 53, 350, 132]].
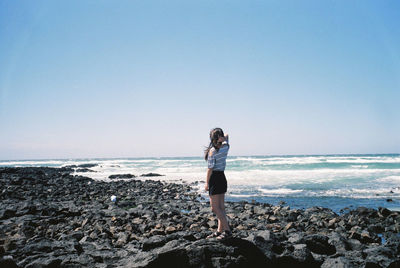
[[209, 171, 227, 196]]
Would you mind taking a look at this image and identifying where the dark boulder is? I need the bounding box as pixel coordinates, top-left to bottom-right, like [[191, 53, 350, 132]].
[[378, 207, 391, 217], [246, 230, 283, 256], [75, 168, 95, 172], [0, 209, 16, 220], [292, 244, 316, 264], [142, 235, 168, 251], [145, 247, 189, 268], [183, 238, 271, 267], [328, 232, 351, 253], [140, 173, 164, 177], [77, 164, 98, 168], [222, 237, 271, 266], [0, 256, 18, 268], [365, 261, 383, 268], [108, 174, 136, 179], [304, 234, 336, 255], [127, 241, 190, 268]]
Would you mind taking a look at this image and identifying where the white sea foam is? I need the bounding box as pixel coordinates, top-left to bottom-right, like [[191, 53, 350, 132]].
[[324, 156, 400, 164], [229, 193, 255, 198], [228, 156, 325, 165], [258, 188, 303, 195], [0, 160, 67, 166], [223, 168, 400, 187], [227, 155, 400, 166], [377, 176, 400, 183], [316, 187, 399, 199]]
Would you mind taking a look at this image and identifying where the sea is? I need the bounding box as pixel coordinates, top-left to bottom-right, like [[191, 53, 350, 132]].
[[1, 154, 399, 214]]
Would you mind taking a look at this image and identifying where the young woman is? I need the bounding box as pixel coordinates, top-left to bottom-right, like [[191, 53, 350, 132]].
[[204, 127, 232, 240]]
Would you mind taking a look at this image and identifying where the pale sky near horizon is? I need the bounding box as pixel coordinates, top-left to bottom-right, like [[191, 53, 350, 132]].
[[1, 0, 400, 160]]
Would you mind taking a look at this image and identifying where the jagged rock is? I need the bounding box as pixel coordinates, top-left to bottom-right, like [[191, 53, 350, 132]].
[[142, 235, 167, 251], [115, 232, 129, 247], [165, 226, 176, 234], [125, 240, 190, 267], [76, 168, 95, 172], [328, 232, 351, 253], [25, 257, 62, 268], [291, 243, 318, 266], [140, 173, 164, 177], [304, 234, 336, 255], [108, 174, 136, 179], [321, 257, 351, 268], [378, 207, 391, 217], [246, 230, 283, 257]]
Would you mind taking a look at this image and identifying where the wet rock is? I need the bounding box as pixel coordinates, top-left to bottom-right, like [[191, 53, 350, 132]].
[[140, 173, 164, 177], [77, 163, 98, 168], [108, 174, 136, 179], [75, 168, 95, 172]]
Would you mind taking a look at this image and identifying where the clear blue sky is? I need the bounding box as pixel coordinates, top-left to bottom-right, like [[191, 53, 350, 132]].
[[1, 0, 399, 159]]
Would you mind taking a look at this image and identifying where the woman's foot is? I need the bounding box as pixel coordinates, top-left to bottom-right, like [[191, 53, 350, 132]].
[[217, 230, 232, 240], [206, 231, 221, 239]]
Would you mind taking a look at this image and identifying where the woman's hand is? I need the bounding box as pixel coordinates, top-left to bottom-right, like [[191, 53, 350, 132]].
[[218, 134, 228, 143], [205, 183, 209, 192]]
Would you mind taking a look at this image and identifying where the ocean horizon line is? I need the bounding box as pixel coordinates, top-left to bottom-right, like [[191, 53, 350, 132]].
[[1, 152, 399, 162]]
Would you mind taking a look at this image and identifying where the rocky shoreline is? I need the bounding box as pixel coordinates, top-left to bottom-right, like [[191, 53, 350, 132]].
[[1, 167, 399, 267]]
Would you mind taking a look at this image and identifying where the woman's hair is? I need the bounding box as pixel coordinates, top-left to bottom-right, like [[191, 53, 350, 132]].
[[204, 127, 224, 161]]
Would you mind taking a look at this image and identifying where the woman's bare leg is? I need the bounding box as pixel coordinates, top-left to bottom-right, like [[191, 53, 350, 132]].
[[219, 194, 230, 231], [210, 194, 230, 232], [220, 194, 230, 231], [210, 194, 223, 232]]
